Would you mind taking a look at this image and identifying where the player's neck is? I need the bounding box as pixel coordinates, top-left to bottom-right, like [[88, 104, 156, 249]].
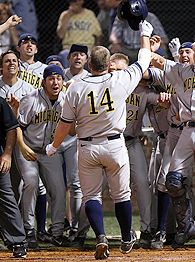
[[2, 75, 17, 86], [91, 69, 108, 76], [20, 55, 35, 65], [69, 67, 84, 76]]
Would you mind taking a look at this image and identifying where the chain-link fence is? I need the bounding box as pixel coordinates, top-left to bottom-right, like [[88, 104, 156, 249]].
[[34, 0, 195, 62]]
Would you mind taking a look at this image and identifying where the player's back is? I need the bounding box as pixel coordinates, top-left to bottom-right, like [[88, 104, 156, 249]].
[[63, 67, 142, 138]]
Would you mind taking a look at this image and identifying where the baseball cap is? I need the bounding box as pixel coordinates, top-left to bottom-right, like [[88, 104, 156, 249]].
[[155, 47, 164, 56], [43, 64, 65, 79], [45, 55, 64, 66], [68, 44, 88, 56], [18, 33, 38, 46], [179, 42, 193, 50]]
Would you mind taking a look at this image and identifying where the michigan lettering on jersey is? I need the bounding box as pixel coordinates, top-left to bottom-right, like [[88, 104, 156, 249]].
[[184, 77, 195, 92], [166, 84, 176, 94], [68, 21, 91, 31], [34, 110, 60, 124], [126, 93, 140, 107], [18, 70, 42, 88]]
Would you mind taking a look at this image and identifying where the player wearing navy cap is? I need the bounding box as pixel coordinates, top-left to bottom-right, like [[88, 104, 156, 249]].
[[15, 64, 67, 247]]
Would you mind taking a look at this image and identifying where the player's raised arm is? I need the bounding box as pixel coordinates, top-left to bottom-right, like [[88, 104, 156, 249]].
[[0, 15, 22, 35], [137, 21, 153, 73]]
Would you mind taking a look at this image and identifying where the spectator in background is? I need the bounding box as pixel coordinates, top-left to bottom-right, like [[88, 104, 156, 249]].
[[97, 0, 111, 48], [0, 1, 18, 54], [109, 11, 168, 63], [10, 0, 38, 39], [105, 0, 122, 32], [56, 0, 102, 68]]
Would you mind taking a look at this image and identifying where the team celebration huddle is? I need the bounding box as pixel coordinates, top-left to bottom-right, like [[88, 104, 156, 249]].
[[0, 0, 195, 260]]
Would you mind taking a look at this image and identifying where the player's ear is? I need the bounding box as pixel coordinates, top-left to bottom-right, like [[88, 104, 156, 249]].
[[16, 45, 20, 52], [41, 79, 45, 88], [34, 46, 38, 54]]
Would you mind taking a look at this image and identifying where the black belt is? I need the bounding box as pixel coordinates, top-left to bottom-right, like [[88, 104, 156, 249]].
[[183, 121, 195, 127], [159, 133, 167, 139], [170, 123, 183, 130], [124, 136, 134, 141], [79, 134, 121, 141]]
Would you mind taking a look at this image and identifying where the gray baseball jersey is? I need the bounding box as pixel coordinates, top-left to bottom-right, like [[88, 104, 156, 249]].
[[0, 76, 34, 99], [149, 67, 181, 126], [61, 64, 144, 138], [164, 60, 195, 122], [64, 68, 89, 82], [18, 60, 47, 89], [124, 82, 159, 137], [18, 88, 65, 151], [17, 88, 66, 235], [124, 81, 159, 233]]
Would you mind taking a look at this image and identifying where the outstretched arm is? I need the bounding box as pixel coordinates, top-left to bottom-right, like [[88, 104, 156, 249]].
[[46, 120, 73, 156]]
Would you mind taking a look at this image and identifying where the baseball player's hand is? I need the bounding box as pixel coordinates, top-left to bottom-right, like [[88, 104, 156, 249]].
[[6, 15, 22, 28], [168, 37, 181, 57], [7, 94, 20, 116], [150, 35, 161, 52], [0, 153, 11, 173], [20, 144, 37, 161], [157, 92, 171, 108], [46, 143, 57, 157], [139, 20, 153, 37]]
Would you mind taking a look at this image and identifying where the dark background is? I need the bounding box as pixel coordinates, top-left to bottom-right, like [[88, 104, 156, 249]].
[[34, 0, 195, 62]]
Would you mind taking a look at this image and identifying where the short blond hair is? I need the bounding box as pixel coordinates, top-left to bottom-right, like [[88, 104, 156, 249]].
[[89, 46, 110, 72], [110, 53, 129, 65]]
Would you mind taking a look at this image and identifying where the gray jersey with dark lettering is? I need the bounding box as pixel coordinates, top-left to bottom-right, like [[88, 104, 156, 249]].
[[124, 81, 159, 137], [61, 62, 145, 138], [18, 60, 47, 89], [164, 60, 195, 122], [18, 88, 65, 151]]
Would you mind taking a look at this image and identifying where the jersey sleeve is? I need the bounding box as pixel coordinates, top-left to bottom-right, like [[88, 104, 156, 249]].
[[61, 89, 77, 123], [119, 63, 144, 96]]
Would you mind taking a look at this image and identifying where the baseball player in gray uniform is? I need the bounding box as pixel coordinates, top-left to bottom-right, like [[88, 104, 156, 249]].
[[148, 40, 195, 246], [109, 52, 170, 249], [16, 33, 51, 244], [60, 44, 89, 242], [15, 65, 67, 247], [46, 21, 154, 259], [17, 33, 47, 89], [0, 49, 34, 200], [150, 41, 195, 247]]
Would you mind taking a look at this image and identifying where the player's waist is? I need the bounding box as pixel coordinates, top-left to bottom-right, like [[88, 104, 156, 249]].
[[183, 121, 195, 127], [169, 123, 184, 130], [79, 134, 121, 142]]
